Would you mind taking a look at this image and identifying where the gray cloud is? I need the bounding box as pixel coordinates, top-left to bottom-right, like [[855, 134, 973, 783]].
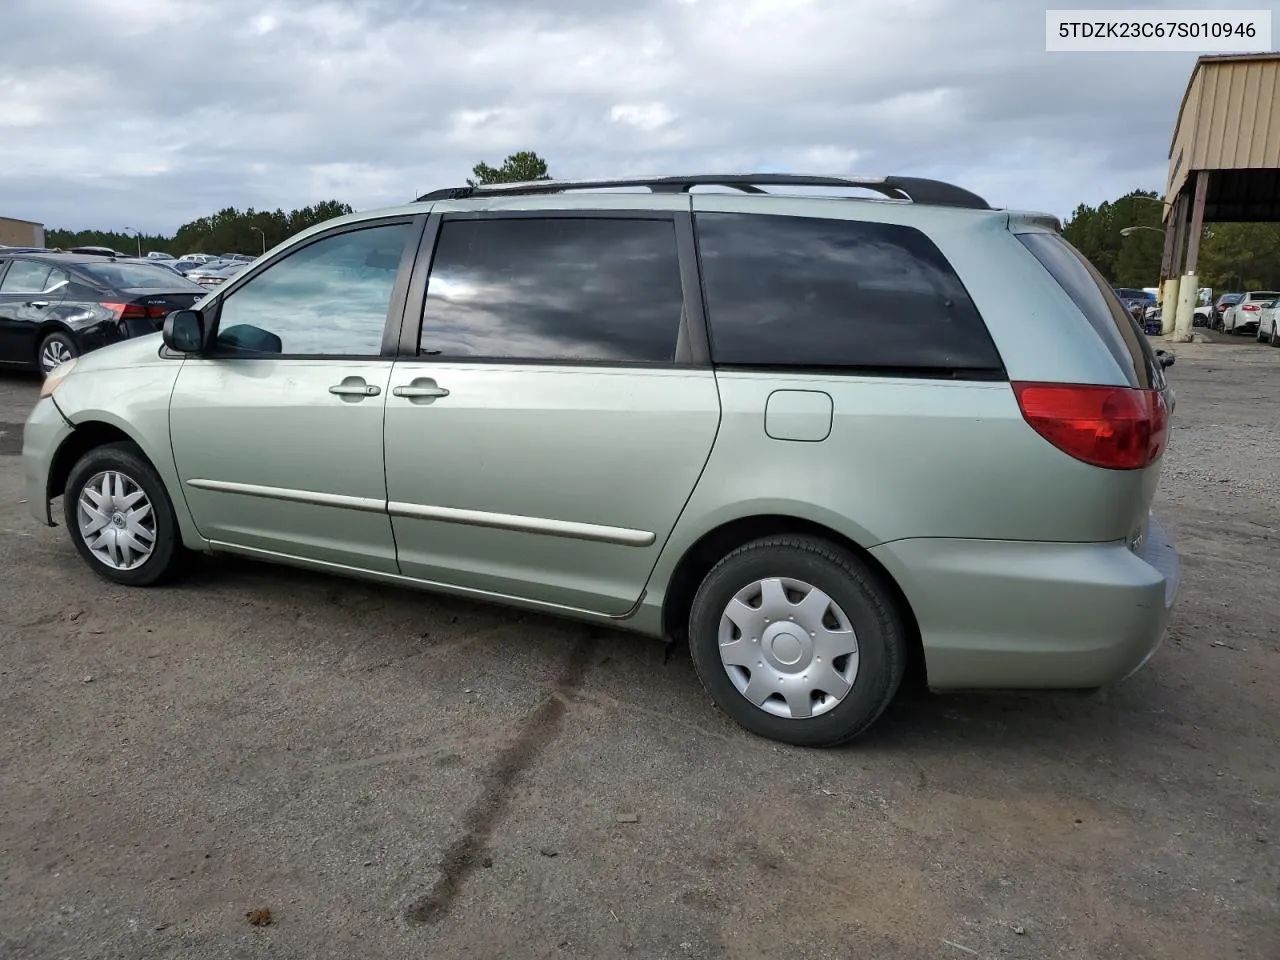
[[0, 0, 1237, 233]]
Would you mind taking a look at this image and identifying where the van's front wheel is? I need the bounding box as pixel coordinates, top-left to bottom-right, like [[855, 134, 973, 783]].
[[63, 442, 182, 586], [688, 536, 907, 747]]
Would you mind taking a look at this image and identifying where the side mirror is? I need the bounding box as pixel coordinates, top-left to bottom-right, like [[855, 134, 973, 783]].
[[163, 309, 206, 353], [1155, 349, 1175, 368]]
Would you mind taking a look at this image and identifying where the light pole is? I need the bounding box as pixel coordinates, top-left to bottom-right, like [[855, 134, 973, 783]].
[[1120, 225, 1177, 335], [250, 227, 265, 256], [1126, 198, 1178, 333], [123, 226, 142, 258]]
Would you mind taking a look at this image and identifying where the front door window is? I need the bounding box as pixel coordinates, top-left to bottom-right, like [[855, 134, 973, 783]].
[[214, 223, 413, 356]]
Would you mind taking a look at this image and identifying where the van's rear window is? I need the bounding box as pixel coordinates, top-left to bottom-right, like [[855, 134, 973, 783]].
[[1017, 231, 1156, 389]]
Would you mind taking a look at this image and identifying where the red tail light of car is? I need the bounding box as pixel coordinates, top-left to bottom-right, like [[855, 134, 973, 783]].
[[100, 301, 147, 320], [1013, 382, 1169, 470]]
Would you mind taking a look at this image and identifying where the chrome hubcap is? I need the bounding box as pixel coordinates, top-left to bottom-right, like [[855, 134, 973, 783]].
[[718, 577, 858, 719], [77, 471, 156, 570], [41, 339, 72, 372]]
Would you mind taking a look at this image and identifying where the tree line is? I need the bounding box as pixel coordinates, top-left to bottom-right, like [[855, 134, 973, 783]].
[[45, 151, 1280, 292], [45, 152, 551, 258], [47, 200, 355, 258], [1062, 190, 1280, 291]]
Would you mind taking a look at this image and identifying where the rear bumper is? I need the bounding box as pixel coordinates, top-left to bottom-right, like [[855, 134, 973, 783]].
[[869, 514, 1180, 690]]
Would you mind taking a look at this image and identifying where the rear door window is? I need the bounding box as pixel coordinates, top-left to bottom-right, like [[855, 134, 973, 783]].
[[419, 217, 686, 363], [0, 260, 53, 294], [1016, 231, 1156, 389], [694, 212, 1003, 377]]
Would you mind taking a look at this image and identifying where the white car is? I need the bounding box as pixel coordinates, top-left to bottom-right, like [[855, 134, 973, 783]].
[[1222, 291, 1280, 335], [1257, 303, 1280, 346]]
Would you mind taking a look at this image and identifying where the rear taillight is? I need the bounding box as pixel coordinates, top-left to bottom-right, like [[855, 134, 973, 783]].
[[146, 305, 168, 318], [1243, 303, 1260, 311], [100, 301, 147, 320], [1013, 383, 1168, 470]]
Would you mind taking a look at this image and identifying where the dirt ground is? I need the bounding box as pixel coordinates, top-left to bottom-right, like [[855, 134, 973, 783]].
[[1, 339, 1277, 960]]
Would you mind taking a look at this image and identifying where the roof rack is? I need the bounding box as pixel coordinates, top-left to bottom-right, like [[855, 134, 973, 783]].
[[414, 174, 991, 210]]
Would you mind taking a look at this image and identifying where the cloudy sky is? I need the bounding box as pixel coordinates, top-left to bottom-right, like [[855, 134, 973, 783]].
[[0, 0, 1256, 234]]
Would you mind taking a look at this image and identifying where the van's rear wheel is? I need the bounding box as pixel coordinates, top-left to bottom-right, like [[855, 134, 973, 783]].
[[688, 536, 906, 747]]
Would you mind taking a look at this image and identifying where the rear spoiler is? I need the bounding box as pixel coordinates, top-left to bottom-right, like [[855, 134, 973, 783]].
[[1007, 212, 1064, 234]]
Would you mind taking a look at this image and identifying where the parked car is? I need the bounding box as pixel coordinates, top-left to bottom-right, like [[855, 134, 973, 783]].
[[1212, 292, 1242, 328], [0, 253, 206, 374], [220, 253, 255, 263], [23, 173, 1180, 747], [184, 260, 246, 287], [1221, 290, 1280, 335], [1255, 301, 1280, 346], [146, 251, 176, 261], [1113, 288, 1152, 325], [172, 255, 221, 275]]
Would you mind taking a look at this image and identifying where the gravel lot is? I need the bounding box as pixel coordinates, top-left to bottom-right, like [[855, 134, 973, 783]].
[[1, 340, 1277, 960]]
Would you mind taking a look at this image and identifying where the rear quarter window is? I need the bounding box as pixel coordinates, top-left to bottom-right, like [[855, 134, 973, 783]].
[[694, 212, 1003, 377], [1016, 231, 1156, 389]]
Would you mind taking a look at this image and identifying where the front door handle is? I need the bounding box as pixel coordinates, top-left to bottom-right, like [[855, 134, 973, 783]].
[[393, 378, 450, 400], [329, 376, 381, 401], [26, 301, 49, 309]]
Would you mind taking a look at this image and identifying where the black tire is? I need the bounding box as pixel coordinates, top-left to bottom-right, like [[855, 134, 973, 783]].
[[1271, 324, 1280, 348], [38, 330, 78, 375], [687, 535, 907, 747], [63, 442, 182, 586]]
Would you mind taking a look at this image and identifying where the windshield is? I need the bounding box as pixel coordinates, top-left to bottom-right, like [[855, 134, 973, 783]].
[[79, 261, 204, 290]]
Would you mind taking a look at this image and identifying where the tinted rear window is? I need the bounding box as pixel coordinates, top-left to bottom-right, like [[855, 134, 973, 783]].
[[694, 212, 1003, 376], [78, 262, 203, 290], [1247, 291, 1280, 301], [1017, 231, 1155, 389]]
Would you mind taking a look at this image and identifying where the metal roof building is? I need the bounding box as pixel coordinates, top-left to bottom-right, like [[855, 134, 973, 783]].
[[1161, 53, 1280, 339], [0, 216, 45, 248]]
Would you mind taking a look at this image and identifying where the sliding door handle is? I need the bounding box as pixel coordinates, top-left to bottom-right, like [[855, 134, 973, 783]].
[[393, 380, 449, 400]]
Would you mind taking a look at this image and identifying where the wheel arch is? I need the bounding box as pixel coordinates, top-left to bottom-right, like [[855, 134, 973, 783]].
[[47, 420, 142, 506], [45, 414, 205, 551], [657, 513, 927, 690]]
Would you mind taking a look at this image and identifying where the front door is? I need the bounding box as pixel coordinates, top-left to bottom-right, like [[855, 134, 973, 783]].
[[383, 209, 721, 616], [169, 218, 422, 573]]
